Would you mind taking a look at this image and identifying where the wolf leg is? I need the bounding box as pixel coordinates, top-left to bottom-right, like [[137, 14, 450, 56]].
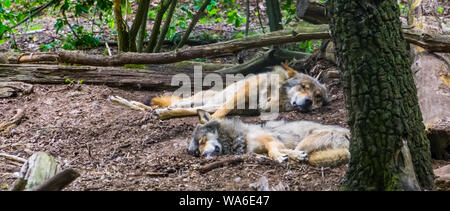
[[211, 77, 261, 119], [295, 131, 350, 167], [247, 131, 288, 163], [155, 106, 220, 120], [279, 149, 308, 162]]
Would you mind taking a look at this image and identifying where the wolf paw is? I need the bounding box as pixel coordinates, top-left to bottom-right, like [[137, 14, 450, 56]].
[[273, 153, 289, 163], [289, 150, 308, 162], [153, 108, 170, 119]]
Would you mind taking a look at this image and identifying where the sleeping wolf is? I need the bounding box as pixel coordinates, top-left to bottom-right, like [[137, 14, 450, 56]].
[[188, 110, 350, 167], [151, 63, 328, 120]]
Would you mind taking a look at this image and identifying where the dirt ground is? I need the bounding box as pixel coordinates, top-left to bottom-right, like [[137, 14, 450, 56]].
[[0, 0, 449, 191], [1, 72, 448, 191]]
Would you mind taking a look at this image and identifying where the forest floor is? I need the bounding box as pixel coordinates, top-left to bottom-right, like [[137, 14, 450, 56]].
[[0, 68, 449, 191], [1, 0, 449, 191]]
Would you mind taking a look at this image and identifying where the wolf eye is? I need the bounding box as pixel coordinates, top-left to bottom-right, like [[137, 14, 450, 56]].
[[315, 94, 322, 99], [300, 84, 306, 89]]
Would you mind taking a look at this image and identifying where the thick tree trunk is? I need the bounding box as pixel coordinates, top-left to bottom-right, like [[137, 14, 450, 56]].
[[327, 0, 434, 190]]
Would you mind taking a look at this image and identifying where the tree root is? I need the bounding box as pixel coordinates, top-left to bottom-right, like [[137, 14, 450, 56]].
[[0, 108, 25, 133]]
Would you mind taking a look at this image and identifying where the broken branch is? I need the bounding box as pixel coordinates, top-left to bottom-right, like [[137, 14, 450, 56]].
[[0, 153, 27, 163], [0, 108, 25, 133], [198, 157, 244, 174], [33, 168, 80, 191]]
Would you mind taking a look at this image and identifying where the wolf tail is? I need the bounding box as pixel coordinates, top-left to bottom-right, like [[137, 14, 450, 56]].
[[308, 148, 350, 167], [150, 95, 182, 107]]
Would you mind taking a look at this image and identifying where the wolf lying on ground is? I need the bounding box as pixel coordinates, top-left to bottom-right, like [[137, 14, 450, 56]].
[[188, 110, 350, 167], [151, 63, 328, 120]]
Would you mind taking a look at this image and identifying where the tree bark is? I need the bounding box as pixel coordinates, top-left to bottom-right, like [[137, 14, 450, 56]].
[[146, 0, 172, 53], [177, 0, 212, 49], [327, 0, 434, 190], [129, 0, 151, 52], [18, 152, 61, 191], [296, 0, 327, 24], [154, 0, 177, 53], [0, 64, 226, 91], [266, 0, 283, 32], [113, 0, 129, 52], [55, 25, 329, 66], [33, 168, 80, 191], [217, 48, 309, 75]]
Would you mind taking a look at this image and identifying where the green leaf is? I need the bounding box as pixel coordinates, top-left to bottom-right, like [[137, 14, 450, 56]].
[[438, 7, 444, 14], [3, 0, 11, 8]]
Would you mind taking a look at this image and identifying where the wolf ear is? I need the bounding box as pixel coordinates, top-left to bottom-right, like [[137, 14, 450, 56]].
[[197, 109, 212, 124], [280, 62, 297, 78]]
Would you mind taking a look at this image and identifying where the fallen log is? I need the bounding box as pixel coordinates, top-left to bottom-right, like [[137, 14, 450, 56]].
[[296, 0, 450, 53], [15, 25, 329, 66], [33, 168, 80, 191], [0, 64, 227, 91], [296, 0, 327, 24], [19, 27, 449, 66]]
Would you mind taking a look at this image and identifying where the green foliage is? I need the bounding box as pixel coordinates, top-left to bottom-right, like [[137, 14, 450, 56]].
[[292, 40, 322, 53], [195, 57, 207, 62], [280, 0, 298, 26], [124, 64, 147, 69], [39, 41, 59, 52], [61, 25, 100, 50], [398, 3, 409, 16]]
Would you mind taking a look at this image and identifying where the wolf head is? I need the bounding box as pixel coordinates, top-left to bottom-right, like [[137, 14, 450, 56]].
[[282, 72, 328, 113], [188, 110, 246, 158]]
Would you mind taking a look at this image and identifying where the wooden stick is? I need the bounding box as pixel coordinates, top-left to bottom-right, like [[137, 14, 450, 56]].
[[0, 153, 27, 163], [198, 157, 244, 174], [105, 42, 112, 56], [33, 168, 80, 191], [145, 172, 169, 177], [109, 95, 153, 111]]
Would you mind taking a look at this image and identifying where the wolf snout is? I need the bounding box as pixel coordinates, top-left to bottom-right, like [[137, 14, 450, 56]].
[[201, 145, 221, 157], [293, 97, 312, 112], [188, 147, 200, 157]]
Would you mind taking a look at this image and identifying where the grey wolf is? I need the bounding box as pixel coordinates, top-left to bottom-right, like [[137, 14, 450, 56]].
[[151, 63, 328, 120], [188, 110, 350, 167]]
